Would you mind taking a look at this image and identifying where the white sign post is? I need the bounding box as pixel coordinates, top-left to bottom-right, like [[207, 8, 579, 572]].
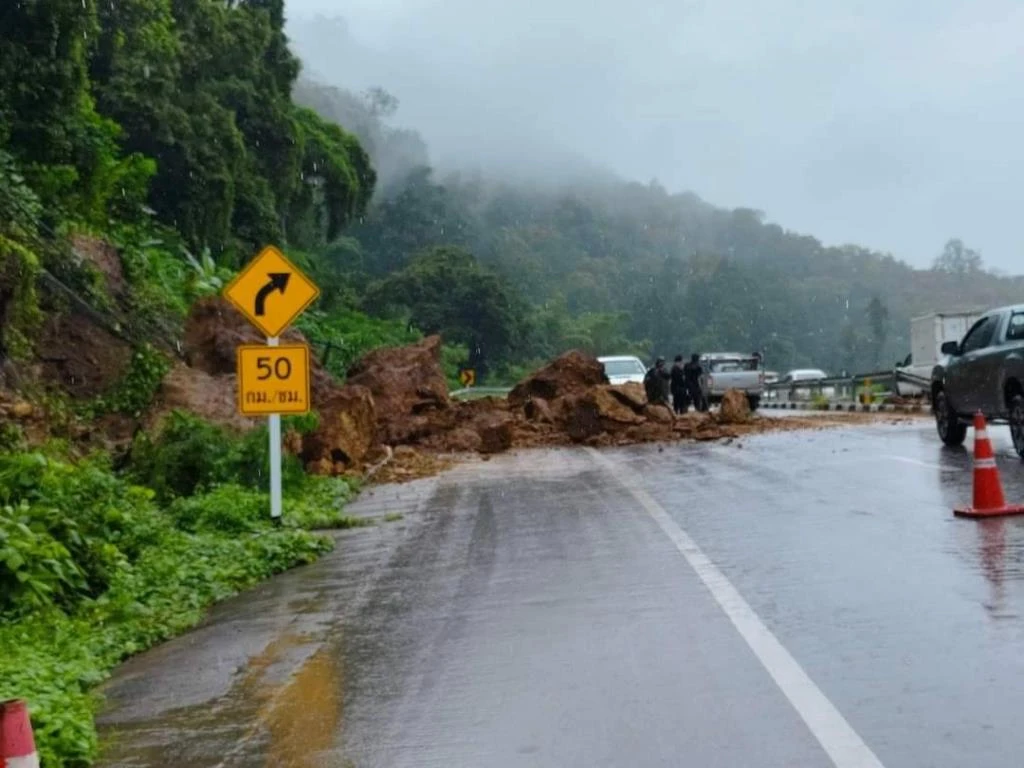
[[224, 246, 319, 523], [267, 336, 283, 523]]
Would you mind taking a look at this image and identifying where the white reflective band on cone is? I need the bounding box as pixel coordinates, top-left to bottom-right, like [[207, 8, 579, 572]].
[[6, 753, 41, 768], [976, 430, 989, 440], [975, 458, 998, 469]]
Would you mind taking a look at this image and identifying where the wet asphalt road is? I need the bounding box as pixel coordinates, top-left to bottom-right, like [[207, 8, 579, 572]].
[[98, 417, 1024, 767]]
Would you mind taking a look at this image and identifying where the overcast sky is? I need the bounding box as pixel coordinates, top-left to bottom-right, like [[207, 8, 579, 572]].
[[285, 0, 1023, 273]]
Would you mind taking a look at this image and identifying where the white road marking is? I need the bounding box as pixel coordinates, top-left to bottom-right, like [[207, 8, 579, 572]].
[[587, 448, 886, 768], [881, 455, 957, 471]]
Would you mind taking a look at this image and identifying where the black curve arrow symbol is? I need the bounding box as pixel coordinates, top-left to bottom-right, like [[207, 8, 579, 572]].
[[254, 273, 291, 316]]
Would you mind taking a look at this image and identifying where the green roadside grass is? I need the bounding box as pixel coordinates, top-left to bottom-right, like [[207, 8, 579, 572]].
[[0, 412, 362, 767]]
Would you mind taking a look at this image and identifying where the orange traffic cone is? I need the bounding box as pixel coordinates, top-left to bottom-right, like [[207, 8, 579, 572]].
[[955, 412, 1024, 518], [0, 699, 39, 768]]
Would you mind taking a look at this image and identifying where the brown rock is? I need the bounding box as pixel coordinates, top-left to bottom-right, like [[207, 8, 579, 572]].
[[508, 350, 608, 405], [523, 397, 554, 423], [592, 386, 646, 427], [346, 335, 450, 444], [302, 384, 376, 467], [608, 381, 647, 411], [184, 296, 305, 375], [643, 403, 673, 423], [306, 457, 334, 476], [433, 427, 483, 453], [719, 389, 752, 424], [557, 392, 603, 442], [157, 364, 255, 431], [364, 444, 392, 466], [10, 401, 33, 419], [475, 412, 513, 454]]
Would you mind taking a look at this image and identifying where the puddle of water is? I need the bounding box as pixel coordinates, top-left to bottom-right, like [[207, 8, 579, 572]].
[[99, 632, 345, 767], [260, 643, 344, 767]]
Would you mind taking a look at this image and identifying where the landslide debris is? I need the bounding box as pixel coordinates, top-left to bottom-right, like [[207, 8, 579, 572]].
[[160, 305, 899, 484], [718, 389, 752, 424]]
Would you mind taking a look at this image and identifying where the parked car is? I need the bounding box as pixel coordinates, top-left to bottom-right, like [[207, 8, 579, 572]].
[[699, 353, 765, 409], [598, 355, 647, 385], [780, 368, 836, 400], [930, 304, 1024, 458]]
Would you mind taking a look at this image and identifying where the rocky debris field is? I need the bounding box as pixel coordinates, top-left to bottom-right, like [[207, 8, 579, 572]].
[[158, 298, 917, 483]]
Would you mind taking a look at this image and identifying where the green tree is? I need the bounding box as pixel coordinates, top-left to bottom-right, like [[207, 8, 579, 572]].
[[866, 296, 889, 367], [364, 246, 527, 372], [0, 0, 154, 224], [932, 238, 984, 274]]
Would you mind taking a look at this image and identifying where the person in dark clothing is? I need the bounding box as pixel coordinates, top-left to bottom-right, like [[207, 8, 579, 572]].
[[644, 357, 672, 409], [670, 354, 688, 414], [682, 353, 707, 412]]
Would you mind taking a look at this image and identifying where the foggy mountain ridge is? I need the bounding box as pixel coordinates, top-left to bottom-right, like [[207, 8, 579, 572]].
[[285, 4, 1024, 275]]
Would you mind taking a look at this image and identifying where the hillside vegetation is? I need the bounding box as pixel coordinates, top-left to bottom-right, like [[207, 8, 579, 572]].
[[296, 74, 1024, 380]]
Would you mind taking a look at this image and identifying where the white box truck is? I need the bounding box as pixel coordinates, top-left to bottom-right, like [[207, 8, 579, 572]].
[[895, 310, 983, 396]]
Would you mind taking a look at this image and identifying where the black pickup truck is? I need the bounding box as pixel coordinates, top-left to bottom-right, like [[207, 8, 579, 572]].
[[931, 304, 1024, 458]]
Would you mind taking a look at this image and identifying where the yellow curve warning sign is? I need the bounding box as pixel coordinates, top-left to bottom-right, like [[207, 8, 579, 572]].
[[237, 344, 311, 416], [223, 245, 320, 338], [458, 368, 476, 387]]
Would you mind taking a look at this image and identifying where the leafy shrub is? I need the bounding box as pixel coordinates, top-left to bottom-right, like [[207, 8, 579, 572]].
[[83, 344, 171, 417], [0, 445, 342, 767], [296, 307, 420, 379], [0, 452, 166, 612], [127, 411, 307, 501], [0, 503, 84, 616], [0, 527, 332, 767], [168, 484, 266, 534]]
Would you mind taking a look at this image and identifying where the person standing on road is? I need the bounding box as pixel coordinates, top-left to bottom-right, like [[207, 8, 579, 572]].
[[683, 353, 707, 412], [644, 357, 672, 411], [670, 354, 688, 414]]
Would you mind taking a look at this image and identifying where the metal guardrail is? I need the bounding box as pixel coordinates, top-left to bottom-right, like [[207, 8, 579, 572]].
[[450, 387, 513, 400], [764, 367, 935, 404]]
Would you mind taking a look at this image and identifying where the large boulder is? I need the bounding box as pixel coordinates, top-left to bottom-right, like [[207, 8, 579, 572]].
[[643, 403, 673, 423], [183, 297, 304, 375], [719, 389, 752, 424], [555, 386, 645, 442], [346, 335, 450, 444], [608, 382, 647, 412], [474, 412, 514, 454], [523, 396, 554, 423], [302, 384, 376, 468], [508, 350, 608, 406]]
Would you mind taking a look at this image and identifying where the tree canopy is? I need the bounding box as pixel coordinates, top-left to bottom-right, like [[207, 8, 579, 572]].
[[1, 0, 373, 257]]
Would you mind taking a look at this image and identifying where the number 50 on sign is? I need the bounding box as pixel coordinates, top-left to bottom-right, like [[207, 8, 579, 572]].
[[237, 344, 311, 416]]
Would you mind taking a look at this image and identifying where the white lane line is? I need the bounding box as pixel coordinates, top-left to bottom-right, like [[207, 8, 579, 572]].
[[881, 455, 957, 471], [586, 448, 886, 768]]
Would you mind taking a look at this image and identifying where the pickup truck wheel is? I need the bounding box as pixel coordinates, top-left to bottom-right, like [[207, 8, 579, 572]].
[[1010, 394, 1024, 460], [935, 390, 967, 447]]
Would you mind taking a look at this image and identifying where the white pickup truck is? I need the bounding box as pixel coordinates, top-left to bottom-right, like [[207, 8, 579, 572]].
[[700, 353, 765, 410]]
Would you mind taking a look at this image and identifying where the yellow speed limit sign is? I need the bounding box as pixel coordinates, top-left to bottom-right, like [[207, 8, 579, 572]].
[[237, 344, 311, 416]]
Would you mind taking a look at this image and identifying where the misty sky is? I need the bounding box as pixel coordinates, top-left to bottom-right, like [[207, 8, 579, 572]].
[[286, 0, 1023, 273]]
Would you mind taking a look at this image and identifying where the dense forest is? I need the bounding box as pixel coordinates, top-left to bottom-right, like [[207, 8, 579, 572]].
[[294, 75, 1024, 380]]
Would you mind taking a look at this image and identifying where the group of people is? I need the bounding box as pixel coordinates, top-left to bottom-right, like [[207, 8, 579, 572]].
[[644, 354, 708, 414]]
